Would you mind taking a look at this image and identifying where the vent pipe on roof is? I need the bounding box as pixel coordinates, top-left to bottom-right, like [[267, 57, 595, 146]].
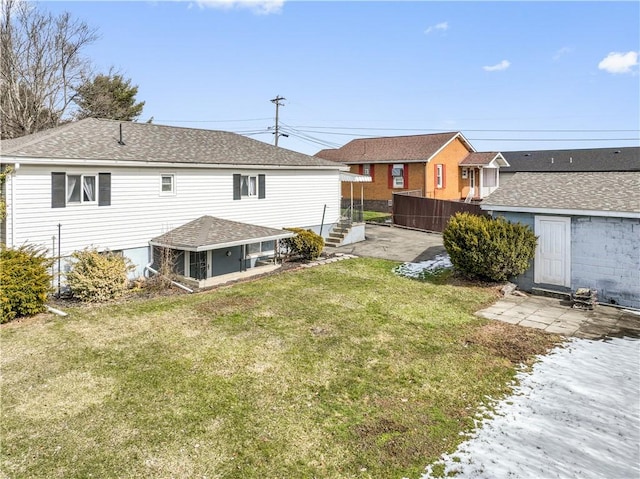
[[551, 157, 554, 164], [118, 123, 125, 146], [570, 157, 573, 163]]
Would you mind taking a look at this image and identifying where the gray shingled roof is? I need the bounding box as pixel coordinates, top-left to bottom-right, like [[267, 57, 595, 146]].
[[0, 118, 343, 169], [150, 216, 294, 251], [483, 172, 640, 214], [501, 147, 640, 173], [314, 132, 470, 164]]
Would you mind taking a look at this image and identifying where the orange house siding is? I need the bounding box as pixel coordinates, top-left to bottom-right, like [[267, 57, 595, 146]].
[[425, 137, 470, 200], [340, 137, 473, 201]]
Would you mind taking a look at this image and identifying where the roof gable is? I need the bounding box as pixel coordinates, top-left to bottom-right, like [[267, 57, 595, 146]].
[[459, 152, 509, 167], [0, 118, 343, 169], [315, 132, 474, 164]]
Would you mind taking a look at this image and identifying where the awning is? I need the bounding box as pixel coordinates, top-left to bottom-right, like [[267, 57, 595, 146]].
[[150, 216, 294, 252], [340, 172, 372, 183]]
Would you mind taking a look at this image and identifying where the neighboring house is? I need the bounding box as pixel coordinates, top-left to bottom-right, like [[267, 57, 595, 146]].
[[481, 171, 640, 309], [500, 146, 640, 182], [315, 132, 508, 210], [0, 118, 346, 287]]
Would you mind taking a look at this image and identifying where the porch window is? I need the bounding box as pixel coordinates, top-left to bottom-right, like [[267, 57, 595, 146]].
[[245, 240, 276, 257], [483, 168, 497, 188]]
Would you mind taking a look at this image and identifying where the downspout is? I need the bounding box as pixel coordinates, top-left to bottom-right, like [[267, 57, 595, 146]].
[[10, 163, 19, 247]]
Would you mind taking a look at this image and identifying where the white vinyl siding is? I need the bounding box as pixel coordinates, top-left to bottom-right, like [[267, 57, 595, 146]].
[[6, 165, 340, 259]]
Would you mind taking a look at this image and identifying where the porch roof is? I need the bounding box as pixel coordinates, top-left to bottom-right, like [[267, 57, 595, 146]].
[[459, 152, 509, 167], [340, 172, 372, 183], [150, 216, 295, 252]]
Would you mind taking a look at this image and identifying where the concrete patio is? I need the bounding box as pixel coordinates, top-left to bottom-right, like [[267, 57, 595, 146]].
[[476, 294, 640, 339]]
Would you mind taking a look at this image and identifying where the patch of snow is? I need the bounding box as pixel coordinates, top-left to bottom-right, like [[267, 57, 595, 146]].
[[420, 337, 640, 479], [394, 254, 453, 279]]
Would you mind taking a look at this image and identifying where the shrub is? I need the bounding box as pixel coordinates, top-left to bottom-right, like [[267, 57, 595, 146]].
[[0, 244, 53, 323], [443, 212, 537, 282], [66, 248, 134, 302], [283, 227, 324, 261]]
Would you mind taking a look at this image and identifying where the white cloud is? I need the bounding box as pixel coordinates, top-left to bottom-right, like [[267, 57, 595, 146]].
[[424, 21, 449, 34], [598, 51, 638, 74], [483, 60, 510, 72], [194, 0, 284, 15], [553, 46, 573, 61]]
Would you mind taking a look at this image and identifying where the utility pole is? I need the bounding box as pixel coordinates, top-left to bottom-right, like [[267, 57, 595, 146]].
[[270, 95, 286, 146]]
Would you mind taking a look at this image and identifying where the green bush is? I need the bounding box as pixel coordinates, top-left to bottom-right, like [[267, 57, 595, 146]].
[[443, 212, 537, 282], [0, 244, 53, 323], [283, 228, 324, 261], [66, 249, 134, 302]]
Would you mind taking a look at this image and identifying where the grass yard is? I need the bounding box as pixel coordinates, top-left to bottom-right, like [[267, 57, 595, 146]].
[[0, 258, 560, 479], [363, 211, 392, 223]]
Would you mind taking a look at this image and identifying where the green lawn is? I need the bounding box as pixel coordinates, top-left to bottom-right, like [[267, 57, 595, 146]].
[[363, 211, 392, 223], [0, 258, 559, 479]]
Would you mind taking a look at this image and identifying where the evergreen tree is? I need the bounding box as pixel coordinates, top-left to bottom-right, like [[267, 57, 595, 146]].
[[74, 72, 145, 121]]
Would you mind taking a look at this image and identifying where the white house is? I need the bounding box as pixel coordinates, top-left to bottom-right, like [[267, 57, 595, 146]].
[[0, 118, 347, 287]]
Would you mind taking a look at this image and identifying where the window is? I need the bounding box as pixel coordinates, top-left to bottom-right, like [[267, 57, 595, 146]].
[[435, 164, 446, 189], [390, 164, 405, 188], [233, 174, 266, 200], [461, 168, 468, 179], [360, 164, 375, 181], [52, 172, 110, 208], [245, 240, 277, 257], [483, 168, 497, 188], [241, 175, 257, 197], [67, 175, 96, 203], [161, 174, 174, 194]]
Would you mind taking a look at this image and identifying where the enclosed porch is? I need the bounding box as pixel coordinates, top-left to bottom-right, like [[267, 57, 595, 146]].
[[149, 215, 294, 289]]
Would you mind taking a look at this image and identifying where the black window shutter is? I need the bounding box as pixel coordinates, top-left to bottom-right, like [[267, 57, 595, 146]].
[[99, 173, 111, 206], [233, 174, 241, 200], [258, 174, 266, 199], [51, 172, 66, 208]]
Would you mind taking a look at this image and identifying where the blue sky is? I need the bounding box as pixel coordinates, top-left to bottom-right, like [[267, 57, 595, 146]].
[[45, 1, 639, 156]]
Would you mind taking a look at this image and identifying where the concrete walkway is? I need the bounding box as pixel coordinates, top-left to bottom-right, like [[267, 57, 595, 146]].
[[477, 294, 640, 339]]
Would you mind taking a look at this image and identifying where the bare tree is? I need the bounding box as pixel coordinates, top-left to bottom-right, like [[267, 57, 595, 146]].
[[0, 0, 98, 139]]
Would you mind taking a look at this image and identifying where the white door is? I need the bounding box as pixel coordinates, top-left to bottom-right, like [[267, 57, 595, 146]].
[[534, 216, 571, 287]]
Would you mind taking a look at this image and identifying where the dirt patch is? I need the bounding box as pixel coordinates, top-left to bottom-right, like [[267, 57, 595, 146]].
[[467, 321, 563, 365]]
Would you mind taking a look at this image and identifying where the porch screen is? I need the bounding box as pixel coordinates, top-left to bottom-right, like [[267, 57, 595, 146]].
[[482, 169, 497, 188]]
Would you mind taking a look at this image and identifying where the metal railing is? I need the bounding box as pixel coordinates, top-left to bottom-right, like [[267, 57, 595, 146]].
[[341, 204, 364, 223]]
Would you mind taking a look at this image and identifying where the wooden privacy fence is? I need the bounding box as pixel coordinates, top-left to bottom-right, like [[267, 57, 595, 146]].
[[392, 193, 488, 232]]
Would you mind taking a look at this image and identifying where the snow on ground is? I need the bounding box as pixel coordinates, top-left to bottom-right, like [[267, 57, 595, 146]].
[[420, 337, 640, 479], [393, 254, 453, 279]]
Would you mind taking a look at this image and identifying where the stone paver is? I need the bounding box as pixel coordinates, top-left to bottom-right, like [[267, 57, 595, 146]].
[[477, 294, 640, 339]]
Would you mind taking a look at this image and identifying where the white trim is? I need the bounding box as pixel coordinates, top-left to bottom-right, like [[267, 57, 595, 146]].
[[534, 215, 571, 287], [0, 156, 347, 171], [425, 132, 476, 164], [160, 173, 176, 195], [149, 232, 294, 253], [481, 204, 640, 219]]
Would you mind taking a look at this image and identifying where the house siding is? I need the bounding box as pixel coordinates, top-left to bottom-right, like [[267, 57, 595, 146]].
[[571, 216, 639, 309], [493, 211, 640, 309], [7, 164, 340, 271], [427, 138, 469, 200]]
